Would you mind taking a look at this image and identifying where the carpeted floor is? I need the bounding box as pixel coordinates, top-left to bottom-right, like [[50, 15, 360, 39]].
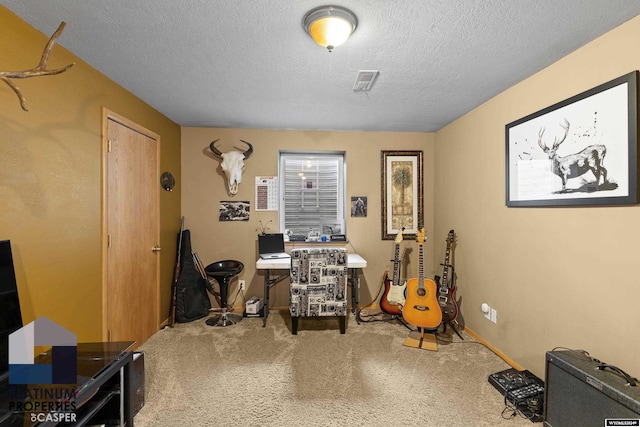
[[134, 311, 537, 427]]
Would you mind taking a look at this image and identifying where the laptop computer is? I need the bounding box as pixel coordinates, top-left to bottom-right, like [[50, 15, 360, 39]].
[[258, 233, 289, 259]]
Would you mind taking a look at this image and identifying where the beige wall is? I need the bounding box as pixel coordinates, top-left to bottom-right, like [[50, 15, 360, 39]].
[[0, 7, 181, 342], [184, 16, 640, 379], [435, 15, 640, 376], [181, 128, 435, 309]]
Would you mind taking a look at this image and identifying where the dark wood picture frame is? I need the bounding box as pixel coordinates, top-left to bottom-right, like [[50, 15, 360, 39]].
[[381, 150, 424, 240], [506, 71, 638, 207]]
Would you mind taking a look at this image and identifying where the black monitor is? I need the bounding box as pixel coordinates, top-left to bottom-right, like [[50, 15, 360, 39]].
[[0, 240, 23, 381]]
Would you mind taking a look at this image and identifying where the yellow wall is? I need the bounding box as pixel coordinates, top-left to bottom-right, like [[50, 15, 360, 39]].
[[434, 15, 640, 376], [0, 7, 181, 342], [181, 128, 435, 308]]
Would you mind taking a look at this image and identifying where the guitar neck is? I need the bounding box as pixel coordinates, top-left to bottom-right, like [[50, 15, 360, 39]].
[[418, 242, 424, 288], [441, 246, 450, 285], [441, 230, 455, 288], [392, 243, 401, 285]]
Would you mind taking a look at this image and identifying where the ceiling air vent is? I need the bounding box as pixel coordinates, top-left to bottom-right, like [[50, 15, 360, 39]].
[[353, 70, 379, 91]]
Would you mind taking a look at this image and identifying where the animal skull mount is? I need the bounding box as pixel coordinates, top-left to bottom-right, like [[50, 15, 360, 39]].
[[209, 139, 254, 195]]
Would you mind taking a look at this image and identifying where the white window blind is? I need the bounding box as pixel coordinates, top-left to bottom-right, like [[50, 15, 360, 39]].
[[279, 151, 346, 237]]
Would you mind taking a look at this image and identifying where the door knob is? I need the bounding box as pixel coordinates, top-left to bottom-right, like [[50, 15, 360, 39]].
[[152, 246, 162, 253]]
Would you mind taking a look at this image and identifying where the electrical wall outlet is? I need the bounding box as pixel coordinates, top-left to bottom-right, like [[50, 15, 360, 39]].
[[490, 308, 497, 324], [238, 280, 245, 291], [482, 303, 491, 320]]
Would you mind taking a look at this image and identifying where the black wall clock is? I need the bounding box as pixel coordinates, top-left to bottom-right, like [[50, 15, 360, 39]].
[[160, 171, 175, 191]]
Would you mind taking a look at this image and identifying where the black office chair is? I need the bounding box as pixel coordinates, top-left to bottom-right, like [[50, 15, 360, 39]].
[[204, 260, 244, 327]]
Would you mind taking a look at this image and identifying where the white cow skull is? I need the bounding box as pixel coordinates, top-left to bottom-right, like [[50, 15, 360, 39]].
[[209, 139, 254, 195]]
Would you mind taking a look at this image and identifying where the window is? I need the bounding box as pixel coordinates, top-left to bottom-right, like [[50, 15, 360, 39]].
[[279, 151, 346, 239]]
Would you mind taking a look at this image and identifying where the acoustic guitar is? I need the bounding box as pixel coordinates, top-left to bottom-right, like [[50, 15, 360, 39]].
[[380, 231, 406, 315], [402, 228, 442, 329], [435, 230, 459, 323]]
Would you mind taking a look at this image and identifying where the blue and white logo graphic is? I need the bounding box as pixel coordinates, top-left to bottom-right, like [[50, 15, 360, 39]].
[[9, 317, 77, 384]]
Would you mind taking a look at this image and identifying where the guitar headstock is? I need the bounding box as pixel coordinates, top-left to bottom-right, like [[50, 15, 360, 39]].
[[446, 229, 456, 246], [417, 228, 426, 244], [395, 229, 404, 244]]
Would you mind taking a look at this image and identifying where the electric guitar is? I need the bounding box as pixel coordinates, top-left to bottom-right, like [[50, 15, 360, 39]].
[[434, 230, 459, 323], [402, 228, 442, 329], [380, 231, 406, 315]]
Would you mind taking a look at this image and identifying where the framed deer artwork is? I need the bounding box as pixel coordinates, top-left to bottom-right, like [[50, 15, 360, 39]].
[[506, 70, 638, 207]]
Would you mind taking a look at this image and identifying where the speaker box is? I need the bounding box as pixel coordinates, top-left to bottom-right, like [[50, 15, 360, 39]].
[[544, 350, 640, 427], [132, 351, 145, 417]]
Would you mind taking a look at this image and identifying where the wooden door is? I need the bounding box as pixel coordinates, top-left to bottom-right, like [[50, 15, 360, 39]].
[[103, 110, 160, 347]]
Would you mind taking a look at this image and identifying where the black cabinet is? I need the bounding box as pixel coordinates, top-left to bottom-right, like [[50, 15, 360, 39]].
[[1, 342, 139, 427]]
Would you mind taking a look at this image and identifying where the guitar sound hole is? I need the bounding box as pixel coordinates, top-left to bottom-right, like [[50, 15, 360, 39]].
[[417, 288, 426, 297]]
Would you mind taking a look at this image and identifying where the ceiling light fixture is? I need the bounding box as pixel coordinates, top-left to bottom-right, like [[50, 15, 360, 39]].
[[303, 5, 358, 52]]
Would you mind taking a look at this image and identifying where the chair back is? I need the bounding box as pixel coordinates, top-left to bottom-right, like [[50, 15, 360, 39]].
[[289, 248, 348, 317]]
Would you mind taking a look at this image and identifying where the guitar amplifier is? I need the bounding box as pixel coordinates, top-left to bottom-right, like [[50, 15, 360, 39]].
[[544, 350, 640, 427]]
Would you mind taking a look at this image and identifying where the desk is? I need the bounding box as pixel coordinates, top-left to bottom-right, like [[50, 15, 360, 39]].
[[256, 253, 367, 327]]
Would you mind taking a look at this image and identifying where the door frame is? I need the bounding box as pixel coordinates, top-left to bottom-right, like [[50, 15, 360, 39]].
[[101, 107, 161, 342]]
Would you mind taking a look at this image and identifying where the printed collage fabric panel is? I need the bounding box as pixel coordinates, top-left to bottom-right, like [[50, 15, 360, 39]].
[[289, 248, 348, 317]]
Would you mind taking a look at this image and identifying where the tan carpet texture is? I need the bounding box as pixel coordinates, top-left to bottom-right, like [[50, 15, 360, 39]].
[[135, 311, 536, 426]]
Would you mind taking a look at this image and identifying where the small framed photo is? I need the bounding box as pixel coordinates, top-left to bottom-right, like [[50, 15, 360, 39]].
[[350, 196, 367, 217], [219, 201, 250, 221]]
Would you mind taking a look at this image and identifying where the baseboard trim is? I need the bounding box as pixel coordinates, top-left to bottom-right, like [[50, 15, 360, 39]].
[[463, 326, 524, 370]]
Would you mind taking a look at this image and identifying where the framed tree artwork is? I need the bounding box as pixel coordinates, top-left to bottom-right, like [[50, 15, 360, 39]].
[[381, 150, 424, 240]]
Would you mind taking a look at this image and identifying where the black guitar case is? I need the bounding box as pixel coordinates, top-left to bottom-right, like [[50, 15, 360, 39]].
[[175, 230, 211, 323]]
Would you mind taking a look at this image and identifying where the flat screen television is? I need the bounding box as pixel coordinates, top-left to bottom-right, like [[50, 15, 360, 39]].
[[0, 240, 23, 382]]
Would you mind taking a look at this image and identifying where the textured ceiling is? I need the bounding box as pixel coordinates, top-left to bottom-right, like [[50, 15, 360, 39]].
[[2, 1, 640, 132]]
